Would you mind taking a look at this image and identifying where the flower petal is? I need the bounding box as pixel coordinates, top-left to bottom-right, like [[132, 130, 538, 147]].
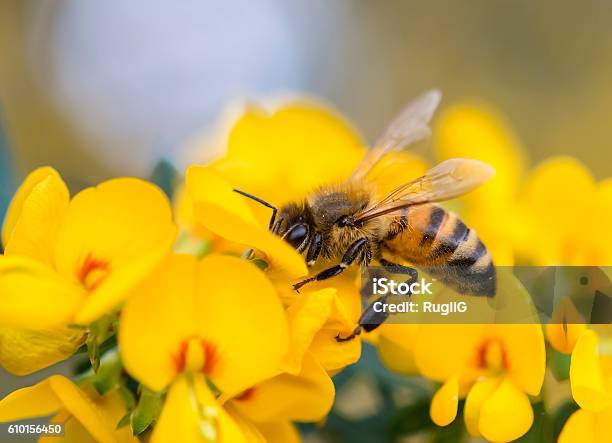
[[3, 167, 69, 265], [74, 233, 175, 325], [51, 416, 98, 443], [308, 329, 361, 374], [256, 422, 300, 443], [120, 254, 199, 391], [223, 405, 267, 443], [52, 178, 175, 323], [47, 376, 119, 443], [230, 352, 334, 423], [559, 409, 596, 443], [435, 103, 525, 198], [515, 156, 596, 265], [547, 299, 588, 354], [376, 324, 421, 375], [186, 166, 307, 279], [195, 255, 289, 397], [464, 376, 501, 437], [571, 330, 612, 412], [479, 378, 534, 442], [282, 288, 335, 374], [282, 286, 360, 375], [594, 407, 612, 443], [214, 102, 365, 206], [0, 256, 85, 329], [0, 375, 117, 443], [415, 324, 486, 382], [152, 375, 248, 443], [54, 177, 175, 274], [0, 325, 85, 375], [586, 179, 612, 264], [2, 168, 62, 243], [430, 376, 459, 426], [496, 324, 546, 396], [0, 377, 61, 421]]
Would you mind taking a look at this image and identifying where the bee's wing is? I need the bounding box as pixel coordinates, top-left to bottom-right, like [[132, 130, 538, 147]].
[[350, 89, 442, 182], [354, 158, 495, 222]]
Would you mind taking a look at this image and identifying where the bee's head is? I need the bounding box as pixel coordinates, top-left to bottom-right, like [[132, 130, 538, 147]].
[[277, 202, 313, 253]]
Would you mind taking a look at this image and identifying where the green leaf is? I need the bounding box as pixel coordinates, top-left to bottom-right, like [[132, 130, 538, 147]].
[[86, 314, 117, 373], [131, 386, 164, 435], [116, 412, 131, 430], [118, 383, 137, 411], [86, 335, 100, 372], [549, 348, 572, 381], [91, 350, 123, 395]]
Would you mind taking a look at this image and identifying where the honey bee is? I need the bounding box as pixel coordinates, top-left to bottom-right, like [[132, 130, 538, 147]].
[[235, 90, 496, 340]]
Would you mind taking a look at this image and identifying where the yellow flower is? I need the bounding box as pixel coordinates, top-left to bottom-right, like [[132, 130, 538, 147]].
[[176, 102, 366, 252], [186, 166, 306, 279], [414, 322, 546, 441], [206, 102, 365, 211], [227, 352, 334, 424], [559, 330, 612, 443], [0, 375, 137, 443], [119, 253, 290, 442], [280, 283, 362, 376], [0, 167, 175, 374], [182, 100, 368, 272], [514, 157, 612, 265], [546, 296, 588, 354], [375, 271, 545, 441], [1, 166, 176, 326]]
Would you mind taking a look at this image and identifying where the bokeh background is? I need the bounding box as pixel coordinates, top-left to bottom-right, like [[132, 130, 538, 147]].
[[1, 1, 611, 441]]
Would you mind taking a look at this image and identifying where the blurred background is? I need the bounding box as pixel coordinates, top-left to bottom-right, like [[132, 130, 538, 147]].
[[1, 0, 611, 441], [2, 0, 612, 188]]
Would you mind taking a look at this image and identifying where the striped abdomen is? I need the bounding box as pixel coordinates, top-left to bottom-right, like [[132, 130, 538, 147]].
[[382, 204, 496, 296]]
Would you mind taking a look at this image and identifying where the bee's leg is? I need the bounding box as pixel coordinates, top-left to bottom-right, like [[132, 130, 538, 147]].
[[271, 217, 284, 235], [337, 260, 418, 342], [336, 295, 389, 342], [306, 232, 322, 267], [379, 258, 418, 283], [293, 238, 368, 292]]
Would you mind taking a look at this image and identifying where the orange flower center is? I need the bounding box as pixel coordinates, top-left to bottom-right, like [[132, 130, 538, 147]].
[[476, 339, 508, 373], [77, 254, 110, 290], [235, 387, 256, 402], [174, 337, 217, 375]]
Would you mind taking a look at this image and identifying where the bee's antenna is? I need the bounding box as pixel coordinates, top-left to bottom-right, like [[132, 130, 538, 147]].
[[232, 189, 277, 230]]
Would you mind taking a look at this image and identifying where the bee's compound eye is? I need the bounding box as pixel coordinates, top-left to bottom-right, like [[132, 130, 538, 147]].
[[284, 224, 309, 251]]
